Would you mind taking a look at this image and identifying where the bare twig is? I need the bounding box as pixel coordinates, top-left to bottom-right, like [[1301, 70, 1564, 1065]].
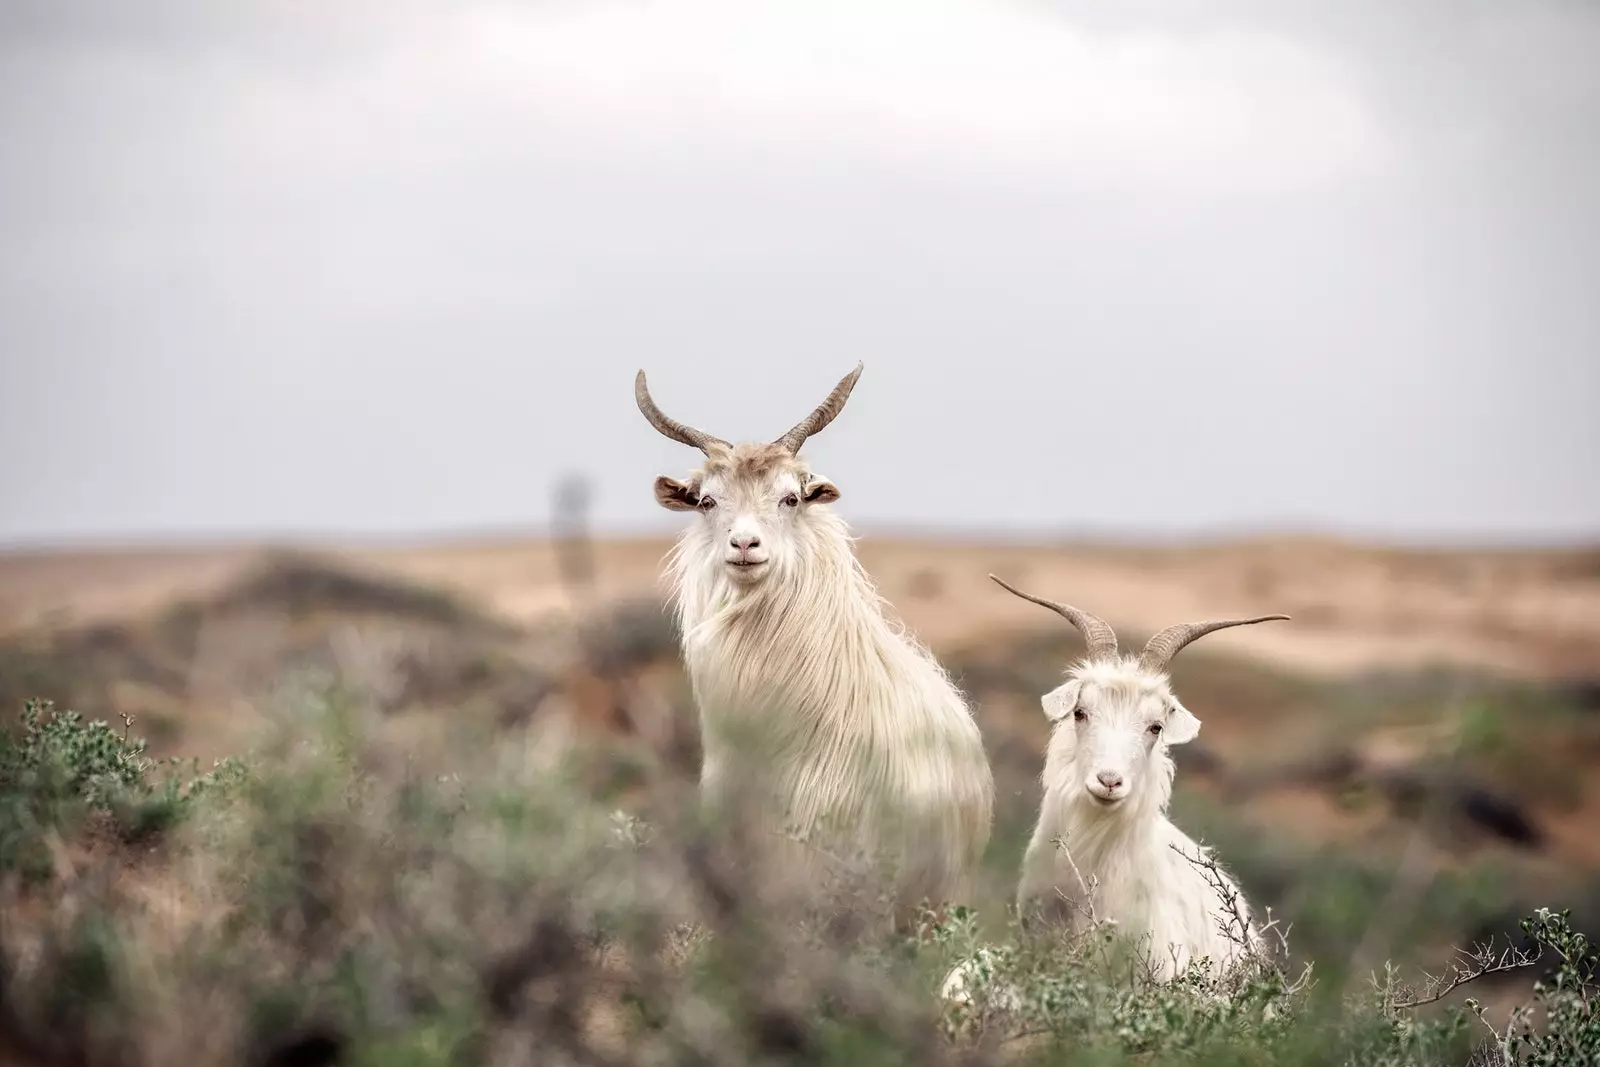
[[1378, 938, 1542, 1012], [1170, 843, 1256, 960], [1169, 844, 1314, 995], [1050, 834, 1101, 927]]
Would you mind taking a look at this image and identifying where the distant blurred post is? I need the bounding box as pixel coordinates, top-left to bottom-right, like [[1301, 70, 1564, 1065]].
[[551, 473, 597, 599]]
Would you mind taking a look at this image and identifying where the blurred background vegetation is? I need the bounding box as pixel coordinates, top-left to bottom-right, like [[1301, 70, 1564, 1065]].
[[2, 515, 1597, 1065]]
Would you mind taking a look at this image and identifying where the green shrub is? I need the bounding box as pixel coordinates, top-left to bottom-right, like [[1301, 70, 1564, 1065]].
[[1479, 908, 1600, 1066], [0, 697, 246, 878]]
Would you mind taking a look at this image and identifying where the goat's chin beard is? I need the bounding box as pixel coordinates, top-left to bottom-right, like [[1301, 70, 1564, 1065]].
[[1084, 787, 1128, 810]]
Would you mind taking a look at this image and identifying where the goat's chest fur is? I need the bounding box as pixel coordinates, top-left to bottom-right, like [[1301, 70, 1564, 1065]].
[[1019, 788, 1255, 980], [679, 580, 993, 905]]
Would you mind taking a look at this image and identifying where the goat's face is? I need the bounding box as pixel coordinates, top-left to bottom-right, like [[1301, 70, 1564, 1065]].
[[655, 442, 840, 586], [1041, 660, 1200, 810]]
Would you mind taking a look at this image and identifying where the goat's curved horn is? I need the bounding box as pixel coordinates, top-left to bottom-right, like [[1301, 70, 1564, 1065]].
[[988, 574, 1120, 662], [635, 370, 729, 454], [1137, 615, 1291, 675], [774, 362, 864, 455]]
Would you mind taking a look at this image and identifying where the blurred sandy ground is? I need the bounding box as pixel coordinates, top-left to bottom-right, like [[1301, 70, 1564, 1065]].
[[3, 535, 1596, 680]]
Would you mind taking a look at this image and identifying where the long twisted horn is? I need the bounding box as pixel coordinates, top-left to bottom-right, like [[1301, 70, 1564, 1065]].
[[988, 575, 1120, 662], [774, 362, 864, 455], [1138, 615, 1291, 675], [635, 370, 729, 454]]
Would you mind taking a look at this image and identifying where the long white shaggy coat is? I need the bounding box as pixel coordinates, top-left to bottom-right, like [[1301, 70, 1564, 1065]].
[[665, 445, 994, 910]]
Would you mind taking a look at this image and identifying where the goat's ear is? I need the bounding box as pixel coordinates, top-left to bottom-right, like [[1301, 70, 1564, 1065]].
[[654, 476, 700, 512], [1041, 680, 1082, 723], [803, 474, 841, 505], [1163, 698, 1202, 745]]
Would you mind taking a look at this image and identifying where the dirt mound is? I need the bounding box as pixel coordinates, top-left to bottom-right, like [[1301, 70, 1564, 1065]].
[[205, 550, 519, 637], [0, 553, 691, 772]]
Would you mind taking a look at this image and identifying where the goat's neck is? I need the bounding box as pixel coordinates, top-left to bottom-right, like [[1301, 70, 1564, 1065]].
[[1052, 758, 1176, 896]]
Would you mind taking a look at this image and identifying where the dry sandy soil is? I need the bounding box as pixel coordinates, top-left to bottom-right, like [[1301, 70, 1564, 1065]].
[[3, 535, 1596, 683]]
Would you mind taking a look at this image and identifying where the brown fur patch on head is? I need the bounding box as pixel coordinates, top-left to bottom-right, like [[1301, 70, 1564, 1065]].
[[701, 441, 808, 481]]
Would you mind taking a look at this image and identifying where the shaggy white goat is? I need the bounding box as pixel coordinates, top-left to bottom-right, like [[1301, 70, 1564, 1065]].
[[995, 575, 1289, 980], [635, 363, 994, 914]]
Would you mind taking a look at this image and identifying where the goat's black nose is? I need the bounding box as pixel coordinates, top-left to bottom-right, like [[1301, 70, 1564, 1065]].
[[730, 533, 761, 550]]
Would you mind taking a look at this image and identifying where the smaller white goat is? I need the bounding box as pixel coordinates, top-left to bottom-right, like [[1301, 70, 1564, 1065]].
[[995, 575, 1289, 981]]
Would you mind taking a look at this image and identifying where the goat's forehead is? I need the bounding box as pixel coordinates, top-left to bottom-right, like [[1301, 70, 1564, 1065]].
[[1072, 660, 1172, 710], [697, 443, 808, 490]]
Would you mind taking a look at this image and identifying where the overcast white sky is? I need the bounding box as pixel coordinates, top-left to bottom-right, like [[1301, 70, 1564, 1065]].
[[1, 0, 1596, 548]]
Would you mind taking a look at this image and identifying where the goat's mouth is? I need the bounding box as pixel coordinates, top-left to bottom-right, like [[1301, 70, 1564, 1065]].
[[724, 558, 769, 576], [1086, 789, 1126, 807]]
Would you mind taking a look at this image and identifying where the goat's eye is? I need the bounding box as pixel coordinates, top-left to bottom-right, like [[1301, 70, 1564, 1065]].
[[1072, 709, 1087, 723], [697, 496, 717, 511], [1148, 722, 1163, 736], [780, 493, 800, 508]]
